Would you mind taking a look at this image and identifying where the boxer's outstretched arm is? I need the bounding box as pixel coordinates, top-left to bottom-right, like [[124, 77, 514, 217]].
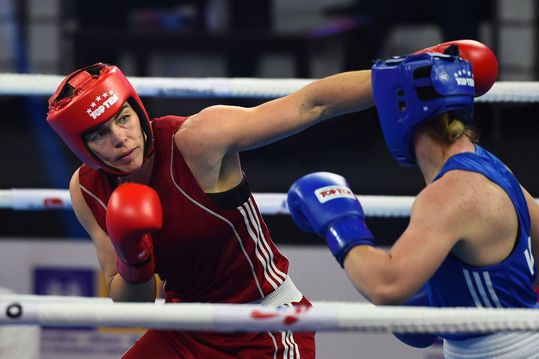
[[69, 170, 157, 302], [177, 70, 374, 155], [178, 39, 497, 157]]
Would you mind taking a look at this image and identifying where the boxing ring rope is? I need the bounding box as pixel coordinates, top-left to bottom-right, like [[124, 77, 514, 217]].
[[0, 72, 539, 102], [2, 75, 539, 337], [4, 188, 539, 218], [0, 189, 414, 217], [2, 297, 539, 333]]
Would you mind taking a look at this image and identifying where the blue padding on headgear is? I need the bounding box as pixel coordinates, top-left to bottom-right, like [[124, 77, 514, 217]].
[[372, 53, 475, 166]]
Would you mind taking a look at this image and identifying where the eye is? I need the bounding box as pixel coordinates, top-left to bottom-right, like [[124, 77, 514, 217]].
[[85, 129, 105, 143], [117, 115, 130, 124]]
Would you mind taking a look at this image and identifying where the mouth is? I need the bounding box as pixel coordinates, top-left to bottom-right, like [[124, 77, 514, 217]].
[[116, 147, 138, 164]]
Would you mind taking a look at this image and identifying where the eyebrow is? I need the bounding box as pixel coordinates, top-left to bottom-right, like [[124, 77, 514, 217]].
[[84, 104, 129, 140], [111, 103, 129, 121]]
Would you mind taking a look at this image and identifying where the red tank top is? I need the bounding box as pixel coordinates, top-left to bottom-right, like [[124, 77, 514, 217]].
[[79, 116, 290, 303]]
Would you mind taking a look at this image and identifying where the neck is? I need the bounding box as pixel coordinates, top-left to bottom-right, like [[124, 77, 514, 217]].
[[415, 135, 475, 185]]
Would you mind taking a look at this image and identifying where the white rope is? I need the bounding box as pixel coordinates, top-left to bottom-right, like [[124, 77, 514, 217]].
[[0, 294, 113, 304], [1, 297, 539, 333], [0, 294, 165, 305], [0, 189, 413, 217], [0, 72, 537, 102], [0, 189, 72, 210], [0, 73, 311, 99], [4, 188, 539, 218]]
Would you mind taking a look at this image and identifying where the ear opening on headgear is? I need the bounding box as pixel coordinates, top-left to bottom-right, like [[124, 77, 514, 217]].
[[413, 65, 432, 79], [416, 86, 439, 101], [399, 101, 407, 112], [412, 64, 442, 100], [395, 88, 406, 111]]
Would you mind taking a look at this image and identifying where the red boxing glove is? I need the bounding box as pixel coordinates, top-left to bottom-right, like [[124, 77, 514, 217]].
[[106, 183, 163, 284], [414, 39, 498, 97]]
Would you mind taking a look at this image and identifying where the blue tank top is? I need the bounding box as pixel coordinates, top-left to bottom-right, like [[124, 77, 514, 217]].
[[427, 145, 537, 340]]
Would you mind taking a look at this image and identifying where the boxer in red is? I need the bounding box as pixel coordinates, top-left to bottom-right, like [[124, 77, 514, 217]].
[[45, 39, 496, 358]]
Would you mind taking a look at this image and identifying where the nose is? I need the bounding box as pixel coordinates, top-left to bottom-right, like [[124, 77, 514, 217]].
[[110, 125, 127, 147]]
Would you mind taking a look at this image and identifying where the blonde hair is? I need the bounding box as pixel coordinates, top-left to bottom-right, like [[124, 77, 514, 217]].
[[422, 113, 479, 145]]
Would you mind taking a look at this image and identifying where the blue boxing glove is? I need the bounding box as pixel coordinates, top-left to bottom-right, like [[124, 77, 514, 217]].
[[393, 286, 438, 348], [287, 172, 375, 267]]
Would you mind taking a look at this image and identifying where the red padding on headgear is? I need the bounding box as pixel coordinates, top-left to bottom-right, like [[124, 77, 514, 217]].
[[47, 63, 152, 175]]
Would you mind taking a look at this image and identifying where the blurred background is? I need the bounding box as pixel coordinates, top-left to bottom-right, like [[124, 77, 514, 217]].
[[0, 0, 537, 244], [0, 1, 537, 357]]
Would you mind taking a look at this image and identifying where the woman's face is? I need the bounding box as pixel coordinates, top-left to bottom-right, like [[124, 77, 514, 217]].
[[84, 102, 145, 174]]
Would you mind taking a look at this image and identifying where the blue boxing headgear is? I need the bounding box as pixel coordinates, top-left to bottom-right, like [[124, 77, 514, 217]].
[[372, 53, 475, 166]]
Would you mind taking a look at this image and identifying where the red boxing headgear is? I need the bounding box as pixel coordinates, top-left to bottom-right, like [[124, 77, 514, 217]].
[[46, 63, 153, 175]]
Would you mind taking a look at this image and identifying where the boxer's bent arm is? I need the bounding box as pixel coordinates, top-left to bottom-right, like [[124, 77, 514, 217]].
[[522, 187, 539, 285], [69, 171, 156, 302], [343, 181, 463, 305], [178, 70, 373, 156]]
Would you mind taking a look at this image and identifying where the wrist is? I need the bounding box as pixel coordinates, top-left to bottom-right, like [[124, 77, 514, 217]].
[[325, 216, 375, 267], [117, 253, 155, 284]]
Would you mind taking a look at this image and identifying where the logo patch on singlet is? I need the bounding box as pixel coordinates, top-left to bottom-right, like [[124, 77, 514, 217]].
[[315, 185, 356, 203], [86, 90, 120, 119]]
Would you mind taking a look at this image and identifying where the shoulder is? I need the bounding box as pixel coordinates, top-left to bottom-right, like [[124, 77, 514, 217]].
[[69, 166, 108, 216], [177, 105, 250, 135], [174, 105, 249, 156], [69, 168, 95, 224], [69, 168, 89, 212], [69, 168, 81, 196], [412, 170, 483, 231], [152, 115, 188, 129], [152, 115, 187, 142]]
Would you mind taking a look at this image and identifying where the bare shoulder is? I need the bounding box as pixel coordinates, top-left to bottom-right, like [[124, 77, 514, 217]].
[[69, 168, 83, 207], [177, 105, 250, 135], [412, 170, 484, 228], [174, 105, 250, 156], [417, 169, 517, 241]]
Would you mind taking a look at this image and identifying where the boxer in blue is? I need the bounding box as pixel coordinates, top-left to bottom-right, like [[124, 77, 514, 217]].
[[287, 49, 539, 358]]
